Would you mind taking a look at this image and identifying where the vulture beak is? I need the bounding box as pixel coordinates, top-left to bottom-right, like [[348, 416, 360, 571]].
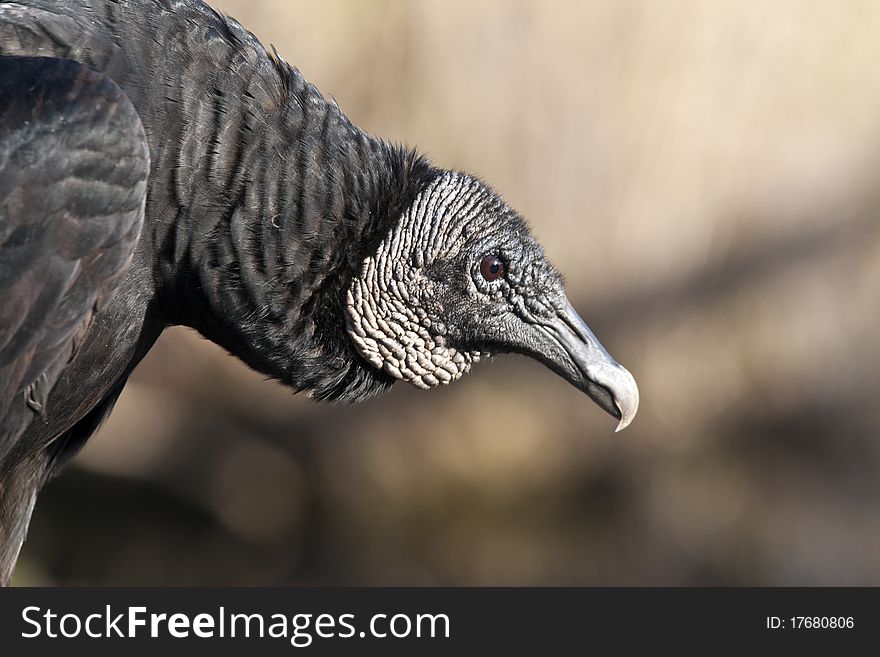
[[521, 299, 639, 432]]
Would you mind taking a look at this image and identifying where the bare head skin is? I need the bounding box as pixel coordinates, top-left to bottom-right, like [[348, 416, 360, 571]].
[[345, 172, 639, 431]]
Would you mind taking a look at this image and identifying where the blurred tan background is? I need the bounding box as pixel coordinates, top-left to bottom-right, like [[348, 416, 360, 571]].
[[14, 0, 880, 584]]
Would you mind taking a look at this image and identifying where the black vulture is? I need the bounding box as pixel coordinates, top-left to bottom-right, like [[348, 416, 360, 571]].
[[0, 0, 638, 585]]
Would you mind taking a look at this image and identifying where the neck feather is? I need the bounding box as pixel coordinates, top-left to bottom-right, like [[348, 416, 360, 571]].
[[154, 52, 438, 399]]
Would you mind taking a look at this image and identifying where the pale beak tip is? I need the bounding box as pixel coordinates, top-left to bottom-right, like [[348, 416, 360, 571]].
[[610, 365, 639, 433]]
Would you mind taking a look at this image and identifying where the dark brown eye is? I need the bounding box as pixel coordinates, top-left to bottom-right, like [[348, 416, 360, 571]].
[[480, 255, 505, 281]]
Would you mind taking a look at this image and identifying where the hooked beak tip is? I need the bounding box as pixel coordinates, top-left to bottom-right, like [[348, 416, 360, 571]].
[[605, 364, 639, 433], [587, 361, 639, 433], [598, 367, 639, 433]]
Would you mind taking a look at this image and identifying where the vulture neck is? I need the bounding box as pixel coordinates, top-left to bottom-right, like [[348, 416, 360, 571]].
[[156, 64, 437, 401]]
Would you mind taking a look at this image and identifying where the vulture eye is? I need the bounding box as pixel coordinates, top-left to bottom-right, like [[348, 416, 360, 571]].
[[480, 255, 505, 281]]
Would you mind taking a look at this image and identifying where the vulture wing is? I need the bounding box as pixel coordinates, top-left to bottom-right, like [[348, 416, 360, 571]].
[[0, 56, 149, 465]]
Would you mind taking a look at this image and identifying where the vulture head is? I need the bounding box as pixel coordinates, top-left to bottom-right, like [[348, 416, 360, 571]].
[[345, 172, 639, 431]]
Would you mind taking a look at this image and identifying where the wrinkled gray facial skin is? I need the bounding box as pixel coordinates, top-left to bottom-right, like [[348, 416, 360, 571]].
[[345, 172, 639, 431]]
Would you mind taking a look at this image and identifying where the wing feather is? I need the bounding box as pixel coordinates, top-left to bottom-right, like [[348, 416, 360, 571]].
[[0, 56, 149, 463]]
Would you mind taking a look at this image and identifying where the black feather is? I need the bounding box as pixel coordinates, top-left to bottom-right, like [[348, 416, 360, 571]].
[[0, 0, 444, 583]]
